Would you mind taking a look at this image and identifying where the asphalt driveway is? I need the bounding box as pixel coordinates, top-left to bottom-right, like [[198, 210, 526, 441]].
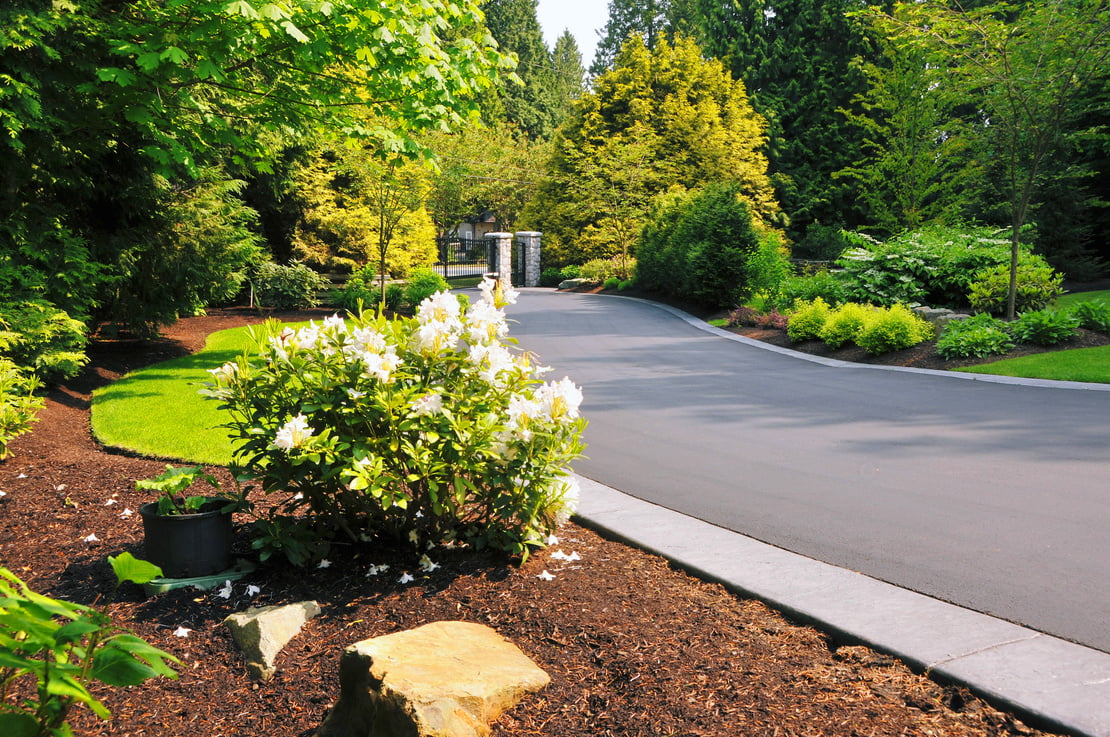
[[505, 289, 1110, 654]]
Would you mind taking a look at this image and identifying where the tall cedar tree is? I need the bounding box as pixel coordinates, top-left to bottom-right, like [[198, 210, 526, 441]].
[[525, 35, 779, 267], [691, 0, 889, 243], [591, 0, 701, 76], [551, 31, 587, 125], [482, 0, 560, 139]]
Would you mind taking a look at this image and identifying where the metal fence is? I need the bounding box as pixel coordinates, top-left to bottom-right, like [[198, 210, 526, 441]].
[[434, 237, 490, 280]]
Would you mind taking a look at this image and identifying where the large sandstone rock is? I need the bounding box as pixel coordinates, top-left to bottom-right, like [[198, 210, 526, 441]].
[[224, 600, 322, 681], [315, 620, 550, 737]]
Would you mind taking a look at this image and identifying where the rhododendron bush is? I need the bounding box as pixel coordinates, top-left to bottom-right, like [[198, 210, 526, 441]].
[[204, 279, 586, 565]]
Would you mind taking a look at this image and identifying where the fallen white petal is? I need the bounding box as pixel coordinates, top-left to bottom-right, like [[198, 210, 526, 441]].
[[536, 570, 556, 581], [216, 580, 233, 599], [173, 627, 191, 638], [545, 534, 559, 546], [104, 498, 118, 506], [399, 572, 414, 584], [245, 585, 261, 597], [120, 508, 133, 519], [317, 559, 332, 569], [84, 533, 100, 543], [17, 473, 27, 479]]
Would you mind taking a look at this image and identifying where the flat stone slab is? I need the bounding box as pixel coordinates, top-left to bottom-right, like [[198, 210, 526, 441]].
[[315, 620, 550, 737], [224, 600, 321, 681]]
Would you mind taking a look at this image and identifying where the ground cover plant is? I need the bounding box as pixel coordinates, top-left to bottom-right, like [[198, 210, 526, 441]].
[[0, 305, 1068, 736]]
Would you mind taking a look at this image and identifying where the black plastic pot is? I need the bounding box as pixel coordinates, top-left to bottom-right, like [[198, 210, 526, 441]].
[[139, 499, 233, 578]]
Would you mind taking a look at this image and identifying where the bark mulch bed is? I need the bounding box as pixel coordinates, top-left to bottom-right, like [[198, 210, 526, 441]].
[[0, 306, 1066, 736]]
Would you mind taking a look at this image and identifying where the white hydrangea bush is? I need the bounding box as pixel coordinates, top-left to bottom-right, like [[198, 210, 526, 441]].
[[204, 279, 586, 565]]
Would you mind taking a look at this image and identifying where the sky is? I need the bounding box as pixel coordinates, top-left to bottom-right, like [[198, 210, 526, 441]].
[[535, 0, 609, 69]]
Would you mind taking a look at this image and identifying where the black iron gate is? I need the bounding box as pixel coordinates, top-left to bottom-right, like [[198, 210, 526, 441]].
[[434, 237, 489, 280], [511, 235, 525, 287]]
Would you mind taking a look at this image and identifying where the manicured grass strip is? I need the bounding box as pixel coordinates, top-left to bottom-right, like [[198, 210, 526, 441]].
[[955, 344, 1110, 384], [1056, 290, 1110, 309], [91, 325, 274, 465]]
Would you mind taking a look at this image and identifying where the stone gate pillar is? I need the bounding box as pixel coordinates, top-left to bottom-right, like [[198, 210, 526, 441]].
[[484, 232, 513, 293], [515, 231, 541, 287]]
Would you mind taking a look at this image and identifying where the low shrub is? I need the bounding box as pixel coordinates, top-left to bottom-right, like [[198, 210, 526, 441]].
[[617, 280, 633, 291], [936, 314, 1014, 360], [560, 264, 581, 280], [1067, 300, 1110, 333], [253, 261, 329, 310], [540, 267, 565, 287], [755, 310, 789, 329], [0, 300, 88, 383], [579, 257, 635, 283], [819, 303, 872, 349], [204, 278, 586, 565], [0, 358, 44, 460], [403, 268, 450, 309], [603, 277, 621, 290], [0, 554, 179, 736], [786, 298, 831, 342], [967, 259, 1064, 315], [385, 283, 405, 313], [728, 306, 760, 327], [1011, 309, 1080, 346], [337, 264, 392, 311], [855, 304, 934, 354], [770, 270, 847, 311]]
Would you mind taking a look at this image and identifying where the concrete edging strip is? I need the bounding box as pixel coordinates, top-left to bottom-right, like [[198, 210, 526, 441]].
[[573, 474, 1110, 737]]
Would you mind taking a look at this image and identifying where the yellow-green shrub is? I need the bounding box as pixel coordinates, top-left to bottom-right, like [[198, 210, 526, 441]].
[[819, 303, 872, 349], [786, 298, 831, 342]]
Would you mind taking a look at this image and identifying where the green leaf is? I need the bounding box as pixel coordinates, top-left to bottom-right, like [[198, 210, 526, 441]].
[[136, 52, 162, 71], [281, 20, 309, 43], [54, 620, 100, 646], [160, 46, 189, 66], [44, 674, 108, 718], [0, 713, 40, 737], [108, 552, 163, 586]]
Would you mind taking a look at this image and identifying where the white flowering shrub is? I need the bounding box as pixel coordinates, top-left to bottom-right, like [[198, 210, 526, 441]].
[[204, 279, 586, 565]]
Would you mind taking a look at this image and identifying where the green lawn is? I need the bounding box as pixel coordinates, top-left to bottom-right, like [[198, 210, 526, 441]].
[[1056, 289, 1110, 309], [91, 325, 267, 465], [956, 344, 1110, 383]]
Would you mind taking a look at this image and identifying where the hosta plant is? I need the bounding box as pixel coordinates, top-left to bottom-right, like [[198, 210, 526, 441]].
[[1067, 300, 1110, 334], [204, 278, 586, 565], [936, 314, 1014, 360], [1011, 309, 1079, 347]]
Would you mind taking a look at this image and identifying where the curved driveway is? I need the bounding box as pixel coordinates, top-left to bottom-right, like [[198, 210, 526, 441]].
[[505, 290, 1110, 654]]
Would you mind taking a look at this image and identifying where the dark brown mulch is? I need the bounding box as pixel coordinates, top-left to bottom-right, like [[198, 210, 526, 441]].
[[0, 305, 1064, 736]]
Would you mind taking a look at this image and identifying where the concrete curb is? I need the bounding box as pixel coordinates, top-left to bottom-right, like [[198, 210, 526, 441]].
[[573, 475, 1110, 737]]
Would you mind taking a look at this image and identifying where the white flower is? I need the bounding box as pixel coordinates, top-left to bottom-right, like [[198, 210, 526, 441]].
[[348, 326, 388, 354], [173, 626, 191, 638], [535, 377, 583, 423], [323, 314, 347, 334], [399, 572, 414, 584], [419, 554, 439, 573], [294, 324, 321, 350], [84, 533, 100, 543], [536, 570, 556, 581], [317, 559, 332, 569], [346, 388, 366, 401], [207, 361, 238, 381], [120, 508, 134, 519], [550, 550, 581, 562], [416, 290, 461, 325], [104, 498, 117, 506], [359, 348, 402, 383], [412, 319, 460, 355], [545, 534, 560, 546], [478, 276, 518, 307], [366, 564, 389, 576], [216, 580, 233, 599], [273, 414, 313, 452], [246, 585, 261, 597], [549, 476, 580, 525], [469, 343, 516, 386], [410, 392, 444, 417], [465, 299, 508, 344]]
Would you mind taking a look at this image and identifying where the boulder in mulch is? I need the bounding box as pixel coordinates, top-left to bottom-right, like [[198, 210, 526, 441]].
[[224, 600, 322, 681], [315, 620, 550, 737]]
